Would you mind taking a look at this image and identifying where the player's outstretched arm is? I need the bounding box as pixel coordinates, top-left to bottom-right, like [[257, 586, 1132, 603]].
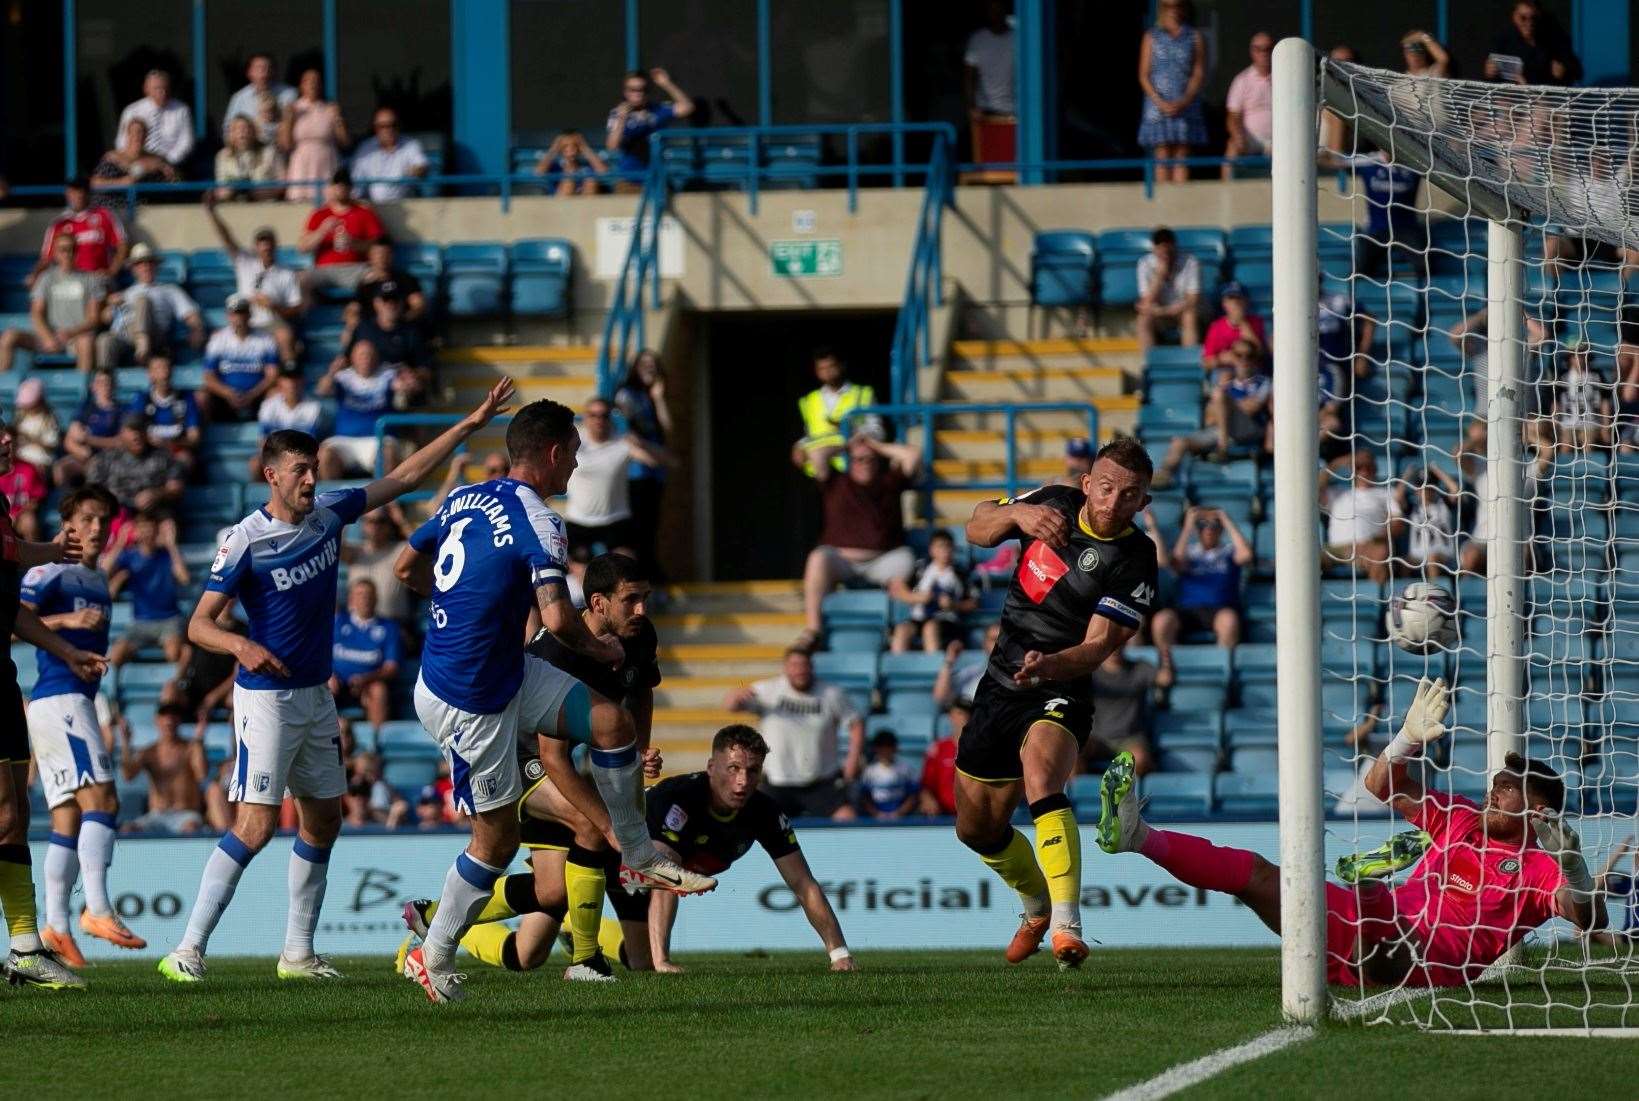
[[1362, 676, 1445, 815], [774, 850, 853, 970], [966, 495, 1068, 548], [1533, 813, 1603, 933], [362, 377, 515, 512]]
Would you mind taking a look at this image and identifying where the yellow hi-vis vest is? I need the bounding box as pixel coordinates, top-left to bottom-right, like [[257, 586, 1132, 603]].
[[797, 383, 876, 475]]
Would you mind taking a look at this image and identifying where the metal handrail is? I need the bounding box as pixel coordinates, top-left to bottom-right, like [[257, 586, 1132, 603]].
[[888, 132, 954, 410], [594, 156, 670, 398]]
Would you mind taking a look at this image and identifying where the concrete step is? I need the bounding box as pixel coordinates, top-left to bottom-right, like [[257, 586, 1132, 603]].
[[932, 457, 1065, 479], [441, 344, 600, 367], [652, 675, 745, 710], [658, 643, 786, 679], [943, 368, 1129, 403], [450, 375, 596, 403], [950, 337, 1140, 374], [661, 580, 804, 615], [652, 611, 806, 646], [650, 707, 747, 772], [934, 426, 1114, 460], [925, 397, 1139, 434], [645, 737, 714, 775]]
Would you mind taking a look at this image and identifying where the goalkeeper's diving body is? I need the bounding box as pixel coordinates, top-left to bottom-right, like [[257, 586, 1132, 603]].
[[1097, 678, 1603, 986]]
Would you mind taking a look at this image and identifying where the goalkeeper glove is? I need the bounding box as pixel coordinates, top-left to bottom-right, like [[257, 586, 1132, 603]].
[[1531, 812, 1595, 897], [1387, 676, 1448, 761]]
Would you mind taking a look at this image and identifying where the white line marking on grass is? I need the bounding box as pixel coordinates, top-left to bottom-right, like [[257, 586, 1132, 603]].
[[1099, 1026, 1314, 1101], [1442, 1028, 1639, 1038]]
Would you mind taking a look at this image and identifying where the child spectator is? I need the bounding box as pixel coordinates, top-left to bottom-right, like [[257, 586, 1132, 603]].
[[857, 730, 918, 819], [56, 368, 123, 487], [534, 130, 609, 196], [916, 703, 963, 816], [887, 528, 978, 653], [107, 510, 189, 665]]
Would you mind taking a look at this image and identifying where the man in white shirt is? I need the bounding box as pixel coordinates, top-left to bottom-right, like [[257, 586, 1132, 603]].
[[724, 649, 865, 820], [222, 54, 296, 146], [203, 192, 304, 366], [115, 70, 194, 170], [963, 1, 1015, 117], [1134, 227, 1201, 352], [1324, 449, 1402, 583], [350, 109, 429, 203], [96, 244, 204, 367], [1222, 32, 1274, 178], [560, 397, 669, 563]]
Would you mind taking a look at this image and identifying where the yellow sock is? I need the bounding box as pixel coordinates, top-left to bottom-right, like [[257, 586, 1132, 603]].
[[1031, 801, 1082, 928], [460, 922, 514, 968], [564, 853, 607, 964], [977, 828, 1049, 916], [599, 917, 625, 963], [0, 846, 38, 942], [428, 871, 532, 927]]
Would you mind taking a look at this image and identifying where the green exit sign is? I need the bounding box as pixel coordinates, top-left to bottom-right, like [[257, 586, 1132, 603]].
[[771, 239, 843, 277]]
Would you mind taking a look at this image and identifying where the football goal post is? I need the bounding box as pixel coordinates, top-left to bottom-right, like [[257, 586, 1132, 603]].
[[1272, 37, 1639, 1031]]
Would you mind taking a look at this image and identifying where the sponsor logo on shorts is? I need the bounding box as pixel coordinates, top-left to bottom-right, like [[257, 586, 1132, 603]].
[[1043, 697, 1068, 719], [474, 775, 498, 801], [664, 804, 688, 832], [1078, 548, 1100, 572]]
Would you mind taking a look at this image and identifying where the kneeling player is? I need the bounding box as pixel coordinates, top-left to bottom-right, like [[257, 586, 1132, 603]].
[[1097, 678, 1603, 987]]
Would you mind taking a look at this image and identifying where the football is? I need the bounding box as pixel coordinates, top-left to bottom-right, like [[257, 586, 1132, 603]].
[[1387, 582, 1459, 653]]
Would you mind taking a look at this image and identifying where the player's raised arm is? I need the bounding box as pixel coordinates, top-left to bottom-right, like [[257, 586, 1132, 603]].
[[362, 378, 515, 512], [966, 488, 1069, 548], [1362, 676, 1446, 814], [773, 849, 853, 971]]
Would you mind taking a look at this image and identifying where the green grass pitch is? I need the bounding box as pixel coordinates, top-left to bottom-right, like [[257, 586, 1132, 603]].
[[3, 949, 1633, 1098]]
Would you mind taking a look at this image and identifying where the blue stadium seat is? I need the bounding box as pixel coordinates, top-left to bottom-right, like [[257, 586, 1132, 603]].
[[1140, 772, 1213, 819], [879, 651, 946, 716], [1154, 711, 1222, 749], [866, 712, 935, 753], [1157, 746, 1219, 773], [383, 757, 440, 793], [1229, 746, 1279, 775], [1067, 774, 1103, 817], [117, 662, 171, 704], [821, 590, 889, 653], [700, 134, 755, 188], [509, 238, 573, 317], [394, 242, 444, 286], [442, 242, 509, 317], [811, 651, 878, 716], [1030, 230, 1096, 308], [203, 723, 235, 768], [188, 248, 238, 309], [1223, 708, 1277, 745], [764, 135, 822, 189], [1214, 771, 1279, 818]]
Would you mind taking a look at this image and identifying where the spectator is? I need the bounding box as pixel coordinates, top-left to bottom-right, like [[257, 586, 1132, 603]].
[[1531, 342, 1612, 476], [1150, 506, 1252, 667], [254, 367, 324, 476], [350, 107, 429, 202], [916, 700, 962, 816], [343, 752, 409, 829], [963, 1, 1016, 119], [1222, 32, 1273, 179], [342, 506, 416, 624], [933, 621, 1000, 710], [856, 730, 918, 819], [1401, 30, 1451, 77], [1153, 339, 1271, 487], [1323, 449, 1401, 583], [346, 240, 429, 338], [161, 605, 243, 735], [56, 368, 123, 486], [10, 378, 59, 487], [213, 114, 284, 202], [724, 648, 864, 821], [107, 510, 188, 666], [87, 412, 185, 516], [793, 347, 879, 478], [1200, 282, 1267, 374], [117, 704, 208, 835], [1323, 143, 1424, 280], [95, 243, 204, 367], [1053, 437, 1094, 488], [130, 353, 202, 475], [114, 69, 194, 171], [280, 68, 349, 202], [1396, 465, 1461, 580], [93, 118, 176, 194], [1134, 227, 1201, 352], [298, 168, 383, 294], [0, 440, 47, 540], [796, 431, 920, 651], [1320, 44, 1360, 156], [330, 578, 401, 737], [414, 784, 449, 830], [202, 194, 304, 367], [201, 294, 280, 423], [1137, 0, 1206, 184], [223, 53, 296, 145], [534, 130, 608, 196], [888, 529, 977, 653], [2, 231, 103, 373], [1084, 643, 1168, 776], [605, 68, 695, 192], [1486, 0, 1580, 86], [316, 340, 402, 479], [345, 289, 433, 404], [30, 176, 126, 288], [613, 349, 673, 576], [1318, 280, 1376, 409], [561, 396, 671, 564]]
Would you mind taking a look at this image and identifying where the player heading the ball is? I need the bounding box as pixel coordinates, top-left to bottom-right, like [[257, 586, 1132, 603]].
[[156, 379, 516, 986]]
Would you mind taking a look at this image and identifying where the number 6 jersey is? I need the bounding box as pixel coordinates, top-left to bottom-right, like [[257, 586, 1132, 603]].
[[409, 477, 569, 714], [985, 483, 1159, 694]]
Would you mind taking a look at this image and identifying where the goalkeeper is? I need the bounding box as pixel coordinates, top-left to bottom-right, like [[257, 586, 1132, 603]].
[[1096, 678, 1603, 986]]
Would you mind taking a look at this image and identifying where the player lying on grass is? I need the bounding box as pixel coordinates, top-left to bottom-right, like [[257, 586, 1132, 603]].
[[1097, 677, 1602, 987], [404, 725, 854, 975]]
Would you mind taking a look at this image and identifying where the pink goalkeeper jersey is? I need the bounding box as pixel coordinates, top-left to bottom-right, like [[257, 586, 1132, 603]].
[[1393, 791, 1564, 983]]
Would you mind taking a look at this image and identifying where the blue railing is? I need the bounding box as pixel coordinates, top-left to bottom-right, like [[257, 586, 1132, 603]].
[[888, 131, 954, 408], [842, 401, 1098, 521], [595, 156, 670, 397]]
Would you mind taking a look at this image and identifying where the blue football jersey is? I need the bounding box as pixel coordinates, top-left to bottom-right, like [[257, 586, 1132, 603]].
[[409, 478, 568, 713], [21, 563, 111, 699], [332, 613, 402, 682], [207, 487, 369, 690]]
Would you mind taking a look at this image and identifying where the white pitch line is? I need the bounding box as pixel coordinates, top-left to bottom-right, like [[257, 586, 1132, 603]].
[[1442, 1028, 1639, 1038], [1099, 1026, 1315, 1101]]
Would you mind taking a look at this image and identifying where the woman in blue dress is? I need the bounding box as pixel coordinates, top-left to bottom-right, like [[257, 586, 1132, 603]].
[[1138, 0, 1208, 183]]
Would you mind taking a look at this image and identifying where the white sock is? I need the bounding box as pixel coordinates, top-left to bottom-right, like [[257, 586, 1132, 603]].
[[422, 851, 504, 970], [178, 834, 254, 955], [44, 832, 79, 934], [282, 838, 332, 960], [77, 812, 118, 917], [589, 743, 656, 867]]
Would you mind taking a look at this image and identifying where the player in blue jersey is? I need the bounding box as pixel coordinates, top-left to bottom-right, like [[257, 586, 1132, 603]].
[[20, 485, 142, 969], [156, 378, 514, 985], [394, 399, 716, 1004]]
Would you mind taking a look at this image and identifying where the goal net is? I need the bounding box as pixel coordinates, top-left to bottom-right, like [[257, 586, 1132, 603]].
[[1272, 44, 1639, 1031]]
